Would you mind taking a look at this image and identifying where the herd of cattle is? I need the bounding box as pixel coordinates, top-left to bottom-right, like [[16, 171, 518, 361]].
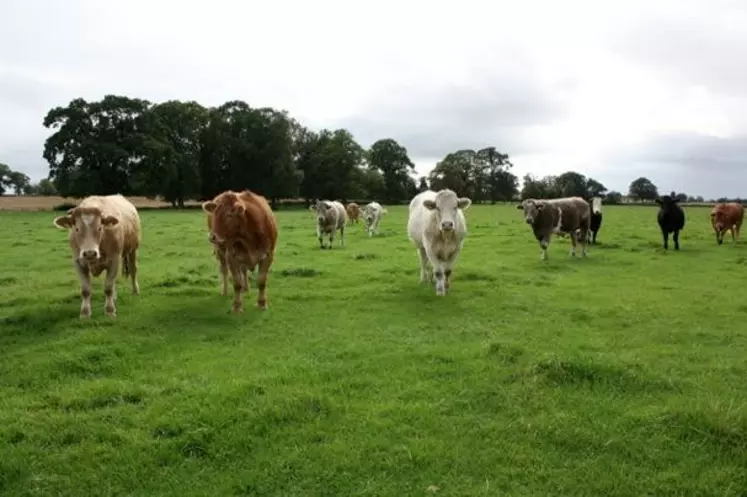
[[50, 188, 745, 317]]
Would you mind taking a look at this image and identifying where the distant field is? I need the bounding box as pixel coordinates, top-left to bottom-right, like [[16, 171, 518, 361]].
[[1, 204, 745, 496]]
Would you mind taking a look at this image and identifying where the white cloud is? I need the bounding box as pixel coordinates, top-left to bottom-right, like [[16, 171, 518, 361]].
[[2, 0, 747, 198]]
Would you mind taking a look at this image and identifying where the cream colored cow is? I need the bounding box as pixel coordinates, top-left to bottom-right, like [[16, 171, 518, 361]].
[[53, 194, 141, 318]]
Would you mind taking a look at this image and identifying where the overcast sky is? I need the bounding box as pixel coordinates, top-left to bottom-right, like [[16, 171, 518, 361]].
[[2, 0, 747, 198]]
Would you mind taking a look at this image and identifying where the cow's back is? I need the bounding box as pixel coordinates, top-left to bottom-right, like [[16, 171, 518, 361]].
[[407, 191, 437, 245], [544, 197, 589, 231], [330, 201, 347, 229], [237, 190, 278, 253]]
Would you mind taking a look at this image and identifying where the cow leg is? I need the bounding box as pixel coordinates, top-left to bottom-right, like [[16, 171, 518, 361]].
[[539, 236, 551, 260], [103, 258, 119, 318], [444, 267, 452, 292], [579, 229, 588, 257], [730, 226, 736, 243], [128, 249, 140, 296], [340, 225, 345, 247], [673, 230, 680, 250], [256, 253, 273, 310], [570, 232, 577, 257], [230, 264, 245, 313], [417, 247, 430, 283], [433, 264, 446, 296], [75, 261, 93, 318], [662, 230, 669, 250], [218, 253, 229, 296], [736, 223, 742, 242]]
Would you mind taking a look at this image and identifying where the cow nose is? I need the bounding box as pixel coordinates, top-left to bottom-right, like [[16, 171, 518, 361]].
[[441, 221, 454, 231], [82, 249, 98, 259], [525, 217, 533, 224]]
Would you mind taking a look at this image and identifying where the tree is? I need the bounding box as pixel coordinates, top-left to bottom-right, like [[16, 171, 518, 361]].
[[35, 178, 58, 195], [7, 171, 31, 194], [138, 100, 208, 207], [628, 177, 659, 202], [367, 138, 415, 203], [43, 95, 153, 197], [417, 176, 429, 192], [605, 191, 623, 204], [428, 147, 518, 202], [585, 178, 608, 197]]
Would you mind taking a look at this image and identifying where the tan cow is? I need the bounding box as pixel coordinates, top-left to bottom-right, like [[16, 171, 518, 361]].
[[710, 202, 744, 245], [346, 202, 361, 224], [202, 189, 278, 312], [53, 194, 141, 318]]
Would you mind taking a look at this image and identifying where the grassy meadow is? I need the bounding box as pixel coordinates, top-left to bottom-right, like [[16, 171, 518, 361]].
[[1, 202, 746, 496]]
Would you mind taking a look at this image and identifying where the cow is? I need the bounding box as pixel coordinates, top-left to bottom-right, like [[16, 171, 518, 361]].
[[407, 189, 471, 296], [516, 197, 591, 261], [710, 202, 744, 245], [587, 196, 603, 244], [310, 200, 347, 249], [346, 202, 361, 224], [361, 201, 388, 237], [52, 194, 141, 318], [655, 191, 685, 250], [202, 189, 278, 313]]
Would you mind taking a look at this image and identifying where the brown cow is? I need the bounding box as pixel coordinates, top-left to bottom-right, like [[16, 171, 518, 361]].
[[202, 189, 278, 312], [517, 196, 591, 260], [710, 202, 744, 245], [346, 202, 361, 224], [53, 194, 141, 318]]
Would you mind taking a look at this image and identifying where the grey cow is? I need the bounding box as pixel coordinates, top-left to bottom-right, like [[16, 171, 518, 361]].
[[517, 197, 591, 260], [310, 200, 348, 249]]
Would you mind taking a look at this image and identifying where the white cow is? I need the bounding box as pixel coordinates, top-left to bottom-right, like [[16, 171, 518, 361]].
[[361, 201, 387, 237], [406, 189, 471, 296]]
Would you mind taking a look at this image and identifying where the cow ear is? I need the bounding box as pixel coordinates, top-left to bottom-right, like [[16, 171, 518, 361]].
[[53, 215, 73, 230], [516, 204, 523, 210], [457, 197, 472, 210], [202, 201, 217, 213], [102, 215, 119, 227], [322, 201, 332, 209], [655, 198, 662, 205], [423, 200, 437, 210]]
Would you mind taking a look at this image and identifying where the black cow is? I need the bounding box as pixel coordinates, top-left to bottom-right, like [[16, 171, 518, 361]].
[[656, 191, 685, 250], [587, 196, 603, 244]]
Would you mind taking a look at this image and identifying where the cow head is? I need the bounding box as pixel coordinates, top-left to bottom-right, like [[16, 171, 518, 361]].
[[422, 189, 471, 232], [202, 192, 245, 244], [655, 191, 680, 212], [53, 206, 119, 262], [363, 205, 376, 225], [516, 199, 545, 225], [312, 200, 333, 224]]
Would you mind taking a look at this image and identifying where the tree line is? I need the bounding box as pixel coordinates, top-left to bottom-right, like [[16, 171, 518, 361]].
[[0, 94, 738, 206]]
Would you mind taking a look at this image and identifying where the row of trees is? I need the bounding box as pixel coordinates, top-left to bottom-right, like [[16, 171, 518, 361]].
[[0, 94, 730, 205], [35, 95, 527, 207]]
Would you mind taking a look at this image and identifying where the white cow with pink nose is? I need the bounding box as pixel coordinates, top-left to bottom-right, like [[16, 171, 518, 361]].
[[406, 189, 471, 296]]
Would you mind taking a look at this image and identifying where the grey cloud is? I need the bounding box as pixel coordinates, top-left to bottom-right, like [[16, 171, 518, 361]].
[[334, 76, 569, 160], [603, 131, 747, 198], [607, 6, 747, 97]]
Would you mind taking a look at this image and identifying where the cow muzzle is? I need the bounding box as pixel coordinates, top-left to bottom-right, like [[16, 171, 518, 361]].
[[440, 221, 454, 231], [79, 248, 100, 261], [525, 216, 534, 224]]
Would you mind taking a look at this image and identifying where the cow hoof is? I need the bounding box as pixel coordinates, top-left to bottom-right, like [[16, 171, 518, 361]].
[[257, 301, 267, 310], [79, 312, 91, 319], [106, 311, 117, 319], [232, 305, 244, 314]]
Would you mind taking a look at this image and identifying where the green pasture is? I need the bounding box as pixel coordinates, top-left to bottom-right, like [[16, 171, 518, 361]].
[[1, 204, 745, 496]]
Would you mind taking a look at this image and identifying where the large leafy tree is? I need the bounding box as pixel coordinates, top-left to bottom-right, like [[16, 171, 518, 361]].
[[628, 177, 658, 202], [367, 138, 415, 203], [43, 95, 152, 197]]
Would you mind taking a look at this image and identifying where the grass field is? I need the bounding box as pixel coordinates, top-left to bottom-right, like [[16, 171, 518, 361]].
[[1, 203, 746, 496]]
